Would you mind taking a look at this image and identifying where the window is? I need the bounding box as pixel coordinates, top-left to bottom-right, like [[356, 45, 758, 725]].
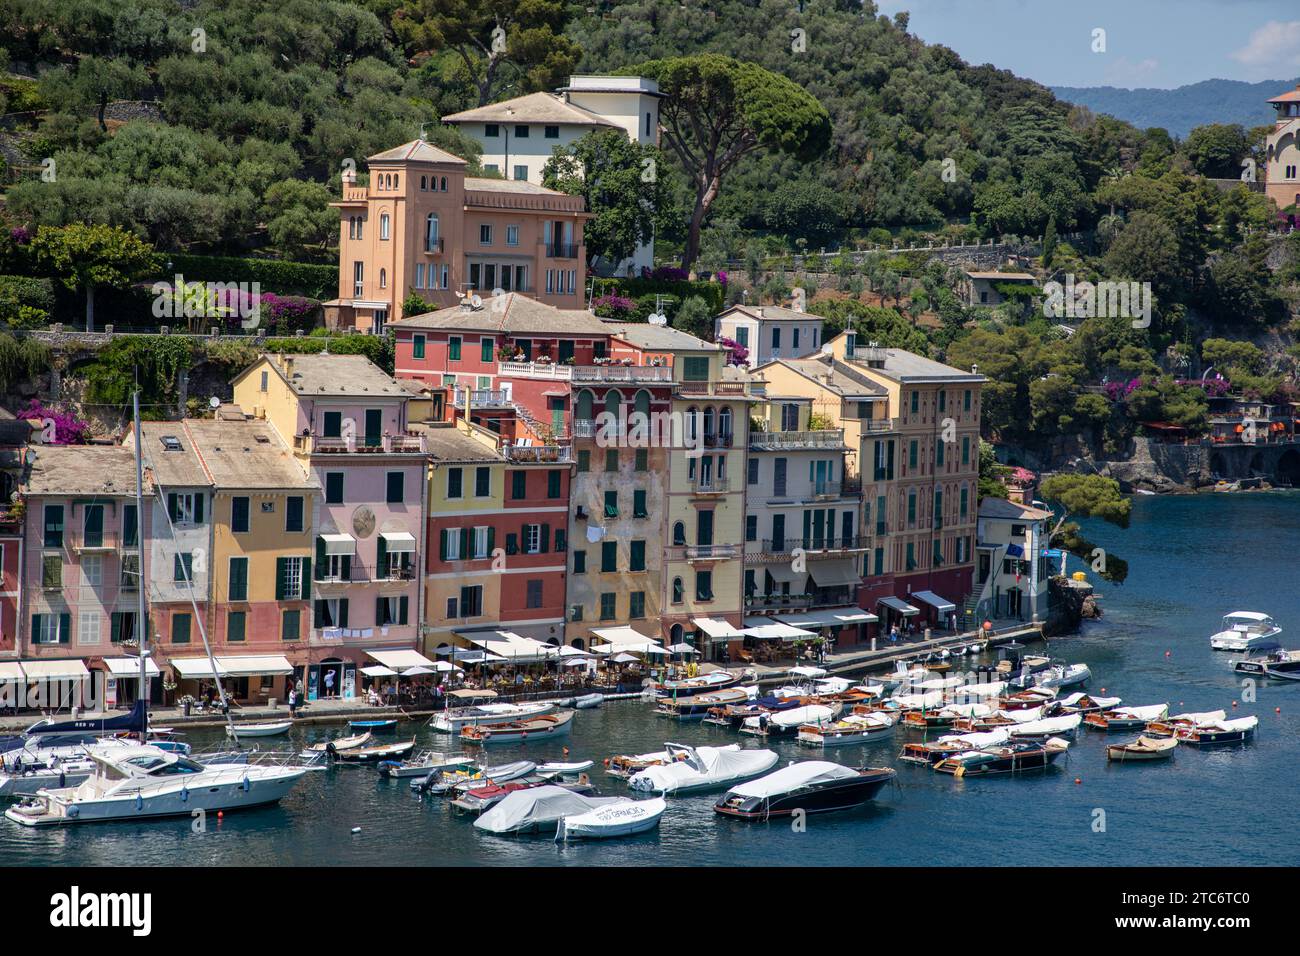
[[524, 523, 545, 554], [633, 489, 648, 518], [605, 449, 619, 473], [42, 554, 62, 589], [79, 611, 101, 645], [353, 261, 364, 297], [960, 486, 969, 519], [412, 335, 426, 360], [228, 557, 249, 601], [513, 165, 528, 181], [282, 609, 301, 642], [910, 391, 919, 414], [480, 337, 494, 363], [934, 490, 944, 529], [275, 556, 309, 600], [120, 553, 140, 591], [577, 450, 590, 473], [44, 505, 64, 548], [485, 123, 499, 137], [526, 579, 543, 609], [380, 213, 390, 240], [231, 497, 250, 533], [906, 542, 916, 571], [514, 125, 529, 138], [634, 449, 648, 472], [907, 492, 917, 525], [545, 125, 559, 139], [600, 541, 618, 572], [386, 472, 405, 504], [604, 490, 619, 518], [475, 466, 491, 497], [630, 540, 646, 571], [82, 504, 104, 546], [480, 224, 492, 245], [322, 411, 343, 438], [511, 471, 527, 500], [82, 555, 102, 589], [173, 552, 193, 583], [672, 577, 684, 604], [962, 436, 970, 466], [122, 503, 138, 548], [172, 613, 191, 645], [672, 522, 686, 546], [33, 613, 66, 645], [600, 593, 616, 620], [286, 496, 304, 533], [547, 470, 562, 499], [227, 610, 246, 643], [695, 570, 714, 601], [448, 336, 462, 361], [964, 389, 972, 412], [771, 327, 781, 350], [570, 605, 584, 622], [459, 586, 483, 617], [938, 389, 947, 413], [447, 468, 463, 499], [748, 458, 759, 485], [573, 550, 586, 573], [325, 473, 344, 504], [629, 592, 645, 619], [506, 225, 519, 246], [908, 440, 918, 470], [746, 515, 758, 542]]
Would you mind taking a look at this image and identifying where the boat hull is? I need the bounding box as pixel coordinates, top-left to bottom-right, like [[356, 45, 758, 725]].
[[430, 702, 554, 734], [714, 770, 894, 818]]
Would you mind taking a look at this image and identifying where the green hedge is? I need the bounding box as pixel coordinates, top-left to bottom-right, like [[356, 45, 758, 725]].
[[591, 277, 725, 316], [156, 253, 338, 299], [0, 275, 54, 311]]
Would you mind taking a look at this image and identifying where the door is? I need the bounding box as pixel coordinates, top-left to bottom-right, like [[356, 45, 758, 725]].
[[364, 409, 383, 447], [696, 509, 713, 547], [773, 458, 787, 496], [549, 396, 565, 435]]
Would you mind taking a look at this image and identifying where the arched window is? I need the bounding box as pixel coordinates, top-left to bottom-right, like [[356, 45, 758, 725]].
[[571, 637, 585, 650], [604, 389, 622, 425], [379, 268, 387, 289], [686, 406, 699, 442], [380, 213, 390, 240], [420, 175, 427, 190], [671, 578, 683, 604], [575, 389, 594, 420], [703, 406, 715, 437], [392, 174, 399, 190], [670, 623, 684, 644], [719, 407, 732, 441], [355, 217, 363, 240], [672, 522, 685, 546], [425, 213, 439, 252], [440, 176, 448, 191], [634, 389, 651, 419]]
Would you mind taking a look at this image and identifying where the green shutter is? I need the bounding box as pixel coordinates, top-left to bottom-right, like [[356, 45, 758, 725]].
[[167, 493, 179, 522], [338, 600, 349, 628], [59, 613, 71, 644], [375, 597, 384, 625], [506, 533, 518, 555], [398, 596, 409, 625], [439, 529, 449, 561], [487, 527, 495, 554], [377, 537, 388, 577], [316, 536, 327, 576], [540, 523, 550, 553], [301, 557, 311, 599], [110, 612, 121, 644], [194, 494, 204, 524], [275, 557, 288, 600], [459, 530, 469, 560]]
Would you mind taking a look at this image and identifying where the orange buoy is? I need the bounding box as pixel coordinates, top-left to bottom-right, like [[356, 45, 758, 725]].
[[1074, 777, 1082, 785], [603, 758, 610, 766], [1276, 707, 1282, 714], [217, 811, 224, 819]]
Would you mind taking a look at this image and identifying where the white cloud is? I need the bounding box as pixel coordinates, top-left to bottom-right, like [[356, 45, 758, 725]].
[[1230, 20, 1300, 74]]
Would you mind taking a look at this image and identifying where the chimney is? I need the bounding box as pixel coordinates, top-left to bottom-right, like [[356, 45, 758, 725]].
[[283, 356, 294, 377], [971, 363, 979, 375]]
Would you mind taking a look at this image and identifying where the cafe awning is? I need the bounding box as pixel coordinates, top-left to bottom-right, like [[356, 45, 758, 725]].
[[322, 533, 357, 556], [590, 626, 661, 649], [102, 656, 161, 677], [380, 531, 417, 552], [19, 659, 91, 681], [912, 590, 956, 613], [0, 662, 26, 682], [775, 607, 878, 628], [691, 618, 744, 639], [741, 618, 818, 641], [367, 648, 437, 671], [464, 631, 557, 662], [360, 665, 397, 677], [809, 559, 861, 588], [878, 596, 920, 616]]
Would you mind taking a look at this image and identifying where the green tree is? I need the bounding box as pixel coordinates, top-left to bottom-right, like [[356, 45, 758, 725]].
[[635, 54, 831, 271], [1183, 123, 1250, 179], [1039, 473, 1132, 584], [29, 224, 159, 332], [261, 180, 337, 261]]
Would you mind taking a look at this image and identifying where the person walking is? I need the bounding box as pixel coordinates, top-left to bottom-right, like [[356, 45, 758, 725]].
[[288, 685, 298, 719]]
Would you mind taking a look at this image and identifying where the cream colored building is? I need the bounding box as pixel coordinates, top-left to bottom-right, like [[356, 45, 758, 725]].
[[1265, 84, 1300, 213]]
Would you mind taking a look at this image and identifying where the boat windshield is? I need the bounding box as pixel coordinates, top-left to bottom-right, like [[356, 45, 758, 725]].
[[148, 758, 205, 775]]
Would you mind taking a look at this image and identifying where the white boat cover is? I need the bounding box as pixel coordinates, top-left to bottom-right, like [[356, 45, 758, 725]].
[[629, 745, 778, 793], [1111, 704, 1168, 721], [727, 760, 859, 799], [474, 785, 621, 834], [813, 677, 852, 695], [789, 665, 828, 678], [743, 705, 836, 731], [915, 676, 963, 691], [840, 712, 895, 729], [950, 681, 1007, 699], [1205, 715, 1258, 732], [938, 702, 994, 719], [1058, 693, 1122, 709], [1009, 714, 1082, 735], [997, 706, 1045, 723], [560, 797, 665, 836], [889, 691, 946, 709], [1171, 709, 1226, 724], [937, 728, 1012, 747]]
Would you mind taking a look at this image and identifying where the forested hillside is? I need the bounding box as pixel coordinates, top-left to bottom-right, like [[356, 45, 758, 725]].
[[1052, 78, 1295, 138]]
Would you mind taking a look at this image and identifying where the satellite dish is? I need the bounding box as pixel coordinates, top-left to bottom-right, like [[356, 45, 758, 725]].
[[648, 312, 667, 326], [209, 396, 221, 409], [470, 294, 483, 309]]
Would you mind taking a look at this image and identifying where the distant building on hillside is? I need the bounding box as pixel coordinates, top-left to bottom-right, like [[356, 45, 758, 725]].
[[1265, 83, 1300, 215], [960, 271, 1038, 308], [713, 303, 824, 365]]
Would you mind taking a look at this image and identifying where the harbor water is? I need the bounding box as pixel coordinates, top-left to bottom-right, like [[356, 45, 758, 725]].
[[2, 492, 1297, 866]]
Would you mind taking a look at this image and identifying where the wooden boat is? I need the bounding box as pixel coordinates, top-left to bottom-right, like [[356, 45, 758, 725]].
[[654, 687, 750, 720], [430, 699, 554, 734], [1007, 714, 1082, 739], [413, 759, 536, 795], [605, 743, 742, 779], [301, 732, 373, 757], [1173, 715, 1258, 746], [653, 670, 740, 694], [1049, 693, 1122, 716], [332, 737, 417, 763], [933, 738, 1070, 777], [739, 703, 841, 737], [797, 712, 896, 747], [900, 703, 993, 731], [1145, 709, 1227, 737], [348, 718, 398, 735], [537, 759, 595, 778], [377, 751, 475, 779], [704, 694, 811, 728], [452, 777, 594, 814], [898, 729, 1012, 766], [1084, 704, 1168, 732], [459, 711, 575, 746], [999, 687, 1057, 711], [1106, 735, 1178, 762], [225, 720, 293, 738], [558, 797, 666, 839], [714, 764, 895, 819]]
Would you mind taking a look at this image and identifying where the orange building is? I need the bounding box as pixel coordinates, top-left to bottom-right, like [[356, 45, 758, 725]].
[[325, 139, 591, 332]]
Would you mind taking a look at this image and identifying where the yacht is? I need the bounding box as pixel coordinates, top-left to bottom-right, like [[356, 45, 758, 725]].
[[5, 746, 308, 827], [1210, 612, 1282, 651]]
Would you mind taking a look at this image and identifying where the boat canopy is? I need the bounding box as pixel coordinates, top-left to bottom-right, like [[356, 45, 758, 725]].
[[474, 785, 621, 834], [366, 648, 437, 671], [1208, 716, 1259, 732], [629, 744, 778, 793], [911, 590, 956, 613], [939, 702, 994, 719], [1058, 692, 1121, 709], [878, 596, 920, 616], [447, 688, 497, 700], [1170, 709, 1226, 724], [997, 706, 1045, 723], [1224, 611, 1272, 622], [1112, 704, 1168, 721], [789, 665, 828, 678], [745, 704, 836, 731], [890, 691, 946, 709], [102, 657, 161, 677], [727, 760, 859, 799]]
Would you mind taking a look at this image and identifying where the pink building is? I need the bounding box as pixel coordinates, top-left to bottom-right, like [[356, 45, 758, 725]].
[[324, 139, 591, 332]]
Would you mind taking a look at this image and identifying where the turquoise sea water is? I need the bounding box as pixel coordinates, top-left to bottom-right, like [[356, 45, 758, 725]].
[[2, 492, 1296, 866]]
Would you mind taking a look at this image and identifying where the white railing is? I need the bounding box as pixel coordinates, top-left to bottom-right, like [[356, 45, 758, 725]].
[[749, 429, 844, 450], [453, 387, 509, 407], [498, 361, 572, 380], [570, 365, 673, 383]]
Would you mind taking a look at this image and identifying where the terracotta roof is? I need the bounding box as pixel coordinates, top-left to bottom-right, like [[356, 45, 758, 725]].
[[22, 445, 152, 497], [183, 419, 315, 490], [1268, 85, 1300, 104], [368, 140, 467, 165], [391, 293, 610, 336], [443, 92, 618, 128]]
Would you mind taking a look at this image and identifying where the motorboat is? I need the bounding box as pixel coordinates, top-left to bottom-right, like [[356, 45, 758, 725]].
[[459, 711, 574, 746], [900, 702, 994, 731], [377, 751, 475, 779], [898, 729, 1012, 766], [797, 712, 897, 747], [557, 797, 666, 840], [537, 759, 595, 778], [1007, 713, 1082, 739], [1107, 735, 1178, 762], [628, 743, 779, 795], [740, 703, 840, 737], [714, 762, 896, 819], [653, 670, 740, 694], [429, 697, 554, 734], [1233, 648, 1300, 680], [604, 744, 741, 779], [475, 785, 622, 835], [654, 687, 751, 720], [704, 694, 810, 728], [413, 759, 536, 795], [301, 732, 373, 758], [1010, 662, 1090, 691], [1145, 709, 1227, 737], [952, 705, 1044, 733], [4, 746, 307, 827], [1172, 715, 1258, 746], [1083, 704, 1168, 732], [348, 718, 398, 735], [332, 737, 417, 763], [999, 687, 1057, 711], [888, 691, 947, 713], [1209, 612, 1282, 652], [452, 777, 594, 814], [932, 738, 1070, 777], [946, 681, 1007, 703], [226, 720, 293, 738]]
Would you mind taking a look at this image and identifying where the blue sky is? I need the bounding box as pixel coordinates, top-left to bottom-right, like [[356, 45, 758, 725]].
[[874, 0, 1300, 89]]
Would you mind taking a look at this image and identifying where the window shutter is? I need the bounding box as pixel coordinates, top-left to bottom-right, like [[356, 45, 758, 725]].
[[31, 614, 39, 642], [555, 529, 566, 552], [110, 613, 121, 644], [314, 601, 326, 628], [439, 529, 449, 561], [194, 494, 204, 524], [506, 533, 518, 555], [540, 523, 550, 553], [377, 537, 388, 577], [168, 494, 179, 522], [460, 530, 470, 560], [339, 599, 349, 628], [301, 558, 311, 599], [275, 557, 288, 600], [399, 596, 409, 625], [376, 596, 386, 625], [59, 613, 71, 644], [487, 527, 496, 554], [315, 536, 327, 575]]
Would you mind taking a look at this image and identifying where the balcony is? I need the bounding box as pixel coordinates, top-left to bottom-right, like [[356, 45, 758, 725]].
[[498, 360, 572, 380], [72, 534, 117, 554], [682, 544, 739, 561], [502, 443, 573, 463], [573, 419, 596, 438], [544, 242, 581, 259], [423, 237, 446, 255], [452, 387, 511, 408], [570, 365, 673, 383], [305, 433, 428, 455], [750, 429, 845, 450], [702, 432, 734, 448], [689, 475, 730, 496], [757, 535, 872, 559], [676, 380, 755, 397], [860, 417, 899, 433]]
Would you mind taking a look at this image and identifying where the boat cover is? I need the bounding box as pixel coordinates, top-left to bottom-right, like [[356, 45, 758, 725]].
[[915, 676, 963, 691], [1111, 704, 1168, 721], [629, 745, 778, 793], [937, 728, 1012, 747], [1008, 714, 1082, 735], [743, 705, 836, 731], [1204, 716, 1258, 732], [726, 761, 859, 799], [1171, 709, 1226, 724], [474, 785, 620, 833], [950, 681, 1006, 699], [839, 712, 895, 729], [996, 706, 1045, 723], [889, 691, 946, 709], [26, 699, 149, 737], [938, 702, 994, 719], [813, 677, 852, 695], [1058, 693, 1121, 709]]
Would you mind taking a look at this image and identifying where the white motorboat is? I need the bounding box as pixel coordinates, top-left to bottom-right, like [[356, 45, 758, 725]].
[[430, 700, 555, 734], [605, 743, 741, 779], [4, 746, 307, 827], [377, 751, 475, 779], [226, 720, 293, 738], [1008, 713, 1083, 739], [557, 797, 666, 840], [740, 703, 840, 737], [628, 743, 778, 794], [537, 760, 595, 778], [1209, 611, 1282, 651], [475, 785, 621, 835], [797, 711, 896, 747], [300, 731, 373, 758], [1032, 663, 1091, 690]]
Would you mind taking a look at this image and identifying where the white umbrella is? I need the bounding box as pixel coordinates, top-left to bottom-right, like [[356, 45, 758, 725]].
[[610, 653, 640, 664], [666, 643, 699, 655], [401, 666, 435, 676], [431, 661, 463, 673], [560, 658, 590, 668], [557, 646, 592, 658]]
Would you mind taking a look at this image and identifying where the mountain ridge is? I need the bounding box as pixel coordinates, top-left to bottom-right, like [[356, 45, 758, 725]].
[[1051, 77, 1300, 137]]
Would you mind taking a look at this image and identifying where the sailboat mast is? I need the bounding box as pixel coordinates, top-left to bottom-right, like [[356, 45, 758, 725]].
[[133, 388, 148, 741]]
